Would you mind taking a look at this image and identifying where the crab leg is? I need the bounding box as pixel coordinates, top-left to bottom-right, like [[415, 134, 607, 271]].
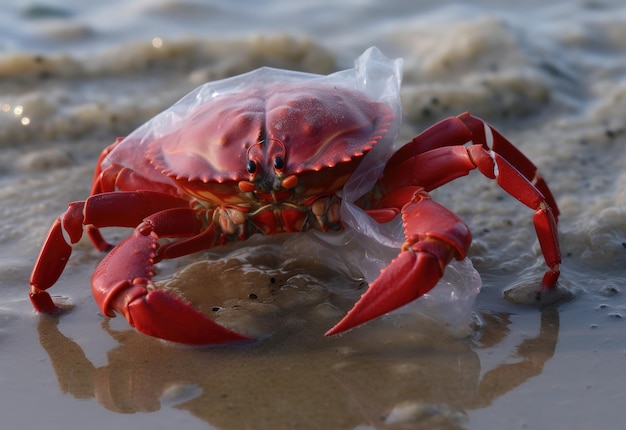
[[92, 209, 251, 344], [328, 114, 561, 336], [379, 113, 560, 289], [327, 190, 470, 335], [29, 191, 189, 313], [384, 112, 558, 217]]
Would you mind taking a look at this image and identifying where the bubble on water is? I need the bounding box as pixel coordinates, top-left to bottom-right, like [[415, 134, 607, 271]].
[[384, 401, 467, 426], [160, 383, 203, 408], [309, 302, 344, 321], [599, 283, 621, 297]]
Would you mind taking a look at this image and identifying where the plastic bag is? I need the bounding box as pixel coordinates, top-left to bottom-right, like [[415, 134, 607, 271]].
[[104, 47, 481, 331], [105, 47, 402, 189]]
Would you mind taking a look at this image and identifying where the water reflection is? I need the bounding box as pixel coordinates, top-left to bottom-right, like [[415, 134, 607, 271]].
[[37, 305, 559, 429]]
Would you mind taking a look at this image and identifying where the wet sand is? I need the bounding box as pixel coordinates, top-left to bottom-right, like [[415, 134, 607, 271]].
[[1, 1, 625, 429]]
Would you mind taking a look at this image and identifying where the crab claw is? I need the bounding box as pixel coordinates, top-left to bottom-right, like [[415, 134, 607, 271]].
[[326, 191, 471, 336], [92, 229, 252, 345], [326, 250, 446, 336]]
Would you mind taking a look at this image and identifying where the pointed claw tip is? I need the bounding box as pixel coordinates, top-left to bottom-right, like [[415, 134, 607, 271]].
[[128, 289, 259, 345], [324, 327, 340, 337], [324, 326, 344, 337], [137, 321, 256, 346], [324, 316, 361, 337]]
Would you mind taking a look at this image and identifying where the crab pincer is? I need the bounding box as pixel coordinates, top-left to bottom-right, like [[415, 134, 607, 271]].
[[326, 192, 471, 335], [92, 224, 251, 345]]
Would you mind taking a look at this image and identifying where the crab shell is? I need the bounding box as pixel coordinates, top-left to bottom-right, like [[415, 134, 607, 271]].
[[139, 83, 394, 205]]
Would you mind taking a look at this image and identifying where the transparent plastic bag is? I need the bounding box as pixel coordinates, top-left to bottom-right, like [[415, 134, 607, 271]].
[[105, 47, 403, 190], [104, 47, 481, 331]]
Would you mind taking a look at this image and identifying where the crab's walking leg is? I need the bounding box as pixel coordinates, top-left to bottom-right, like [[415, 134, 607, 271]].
[[459, 113, 560, 289], [31, 189, 251, 344], [328, 113, 561, 336], [380, 112, 560, 289], [92, 209, 251, 344], [327, 190, 470, 336], [29, 191, 189, 313]]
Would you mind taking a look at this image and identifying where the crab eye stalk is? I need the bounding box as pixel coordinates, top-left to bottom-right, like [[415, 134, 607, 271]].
[[273, 156, 284, 171], [247, 160, 257, 174]]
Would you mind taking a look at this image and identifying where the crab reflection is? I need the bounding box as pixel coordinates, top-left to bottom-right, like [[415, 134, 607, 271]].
[[38, 302, 559, 430]]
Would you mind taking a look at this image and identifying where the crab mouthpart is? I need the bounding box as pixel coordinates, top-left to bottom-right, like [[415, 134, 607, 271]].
[[238, 181, 256, 193], [281, 175, 298, 189], [238, 174, 298, 195]]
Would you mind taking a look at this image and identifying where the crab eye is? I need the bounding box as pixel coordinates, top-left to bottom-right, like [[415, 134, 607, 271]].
[[247, 160, 257, 174], [273, 156, 284, 171]]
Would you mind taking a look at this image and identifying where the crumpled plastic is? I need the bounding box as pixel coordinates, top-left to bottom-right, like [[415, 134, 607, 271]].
[[105, 47, 481, 332]]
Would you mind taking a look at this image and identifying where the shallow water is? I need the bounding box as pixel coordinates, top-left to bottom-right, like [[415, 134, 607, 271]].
[[1, 1, 625, 429]]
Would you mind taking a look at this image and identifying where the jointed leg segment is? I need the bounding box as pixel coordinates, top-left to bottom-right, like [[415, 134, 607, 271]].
[[329, 113, 561, 335]]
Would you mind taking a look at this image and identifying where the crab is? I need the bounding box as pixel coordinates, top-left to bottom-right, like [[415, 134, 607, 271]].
[[29, 48, 560, 345]]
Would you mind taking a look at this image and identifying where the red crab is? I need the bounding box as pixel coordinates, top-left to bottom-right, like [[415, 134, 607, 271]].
[[29, 49, 560, 345]]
